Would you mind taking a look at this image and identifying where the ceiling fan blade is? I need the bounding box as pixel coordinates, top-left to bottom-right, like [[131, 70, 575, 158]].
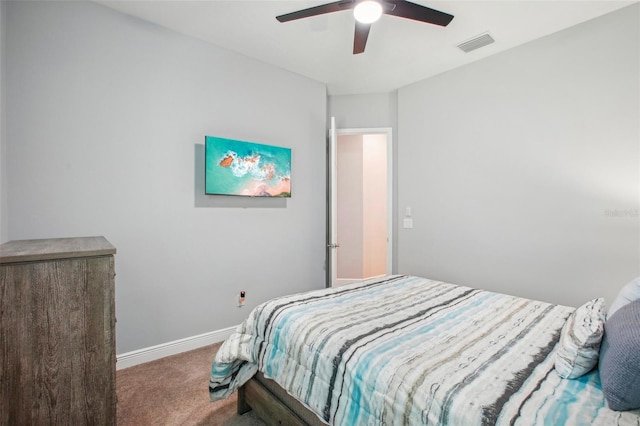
[[384, 0, 453, 26], [353, 22, 371, 54], [276, 0, 355, 23]]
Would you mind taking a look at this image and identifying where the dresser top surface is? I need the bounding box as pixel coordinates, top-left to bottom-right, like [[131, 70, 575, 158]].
[[0, 236, 116, 264]]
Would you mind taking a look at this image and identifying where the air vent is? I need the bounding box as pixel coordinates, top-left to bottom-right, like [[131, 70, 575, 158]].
[[457, 32, 495, 53]]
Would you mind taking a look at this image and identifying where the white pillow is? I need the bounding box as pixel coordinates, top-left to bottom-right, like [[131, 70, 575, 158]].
[[608, 277, 640, 320], [554, 298, 606, 379]]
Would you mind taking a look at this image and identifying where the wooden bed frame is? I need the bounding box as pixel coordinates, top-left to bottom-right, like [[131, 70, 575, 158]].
[[237, 372, 326, 426]]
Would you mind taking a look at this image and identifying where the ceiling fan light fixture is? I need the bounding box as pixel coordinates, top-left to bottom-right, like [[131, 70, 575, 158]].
[[353, 1, 383, 24]]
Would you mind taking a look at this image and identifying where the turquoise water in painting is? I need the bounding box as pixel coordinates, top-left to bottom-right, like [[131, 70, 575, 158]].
[[205, 136, 292, 197]]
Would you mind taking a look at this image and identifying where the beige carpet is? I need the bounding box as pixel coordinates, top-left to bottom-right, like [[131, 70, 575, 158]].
[[116, 343, 265, 425]]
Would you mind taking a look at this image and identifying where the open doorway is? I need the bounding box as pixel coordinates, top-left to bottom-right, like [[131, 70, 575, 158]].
[[329, 126, 393, 287]]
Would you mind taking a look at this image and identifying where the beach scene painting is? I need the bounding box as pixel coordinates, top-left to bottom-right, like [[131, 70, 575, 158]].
[[205, 136, 292, 197]]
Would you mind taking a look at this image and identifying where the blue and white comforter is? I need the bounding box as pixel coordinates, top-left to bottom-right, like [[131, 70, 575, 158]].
[[209, 275, 640, 425]]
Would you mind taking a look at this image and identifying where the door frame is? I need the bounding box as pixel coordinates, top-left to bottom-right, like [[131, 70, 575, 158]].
[[327, 124, 393, 287]]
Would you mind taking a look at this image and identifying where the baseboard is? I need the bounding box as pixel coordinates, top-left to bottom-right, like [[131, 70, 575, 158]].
[[116, 325, 237, 370], [336, 278, 362, 286], [336, 275, 386, 287]]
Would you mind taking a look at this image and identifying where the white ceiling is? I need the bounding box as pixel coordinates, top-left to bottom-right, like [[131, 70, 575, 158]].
[[97, 0, 636, 95]]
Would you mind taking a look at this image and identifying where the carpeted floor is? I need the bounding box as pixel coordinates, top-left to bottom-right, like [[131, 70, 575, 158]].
[[116, 343, 265, 425]]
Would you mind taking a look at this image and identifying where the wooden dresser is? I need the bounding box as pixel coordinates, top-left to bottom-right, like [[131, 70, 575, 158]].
[[0, 236, 116, 425]]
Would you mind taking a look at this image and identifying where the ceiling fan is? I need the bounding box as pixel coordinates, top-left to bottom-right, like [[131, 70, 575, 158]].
[[276, 0, 454, 54]]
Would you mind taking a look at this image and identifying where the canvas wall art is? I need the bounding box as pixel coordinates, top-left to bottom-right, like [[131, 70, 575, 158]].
[[205, 136, 292, 197]]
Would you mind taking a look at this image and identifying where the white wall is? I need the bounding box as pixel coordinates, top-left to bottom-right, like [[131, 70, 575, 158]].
[[362, 134, 387, 278], [337, 135, 363, 278], [329, 93, 397, 130], [336, 134, 387, 279], [398, 4, 640, 308], [4, 1, 327, 354]]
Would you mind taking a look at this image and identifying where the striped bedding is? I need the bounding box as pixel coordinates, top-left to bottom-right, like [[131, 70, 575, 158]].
[[209, 275, 640, 425]]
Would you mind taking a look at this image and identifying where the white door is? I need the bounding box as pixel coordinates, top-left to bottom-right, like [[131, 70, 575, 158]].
[[327, 117, 339, 287], [328, 122, 393, 288]]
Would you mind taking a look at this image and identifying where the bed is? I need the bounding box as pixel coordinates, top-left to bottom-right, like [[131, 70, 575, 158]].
[[209, 275, 640, 425]]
